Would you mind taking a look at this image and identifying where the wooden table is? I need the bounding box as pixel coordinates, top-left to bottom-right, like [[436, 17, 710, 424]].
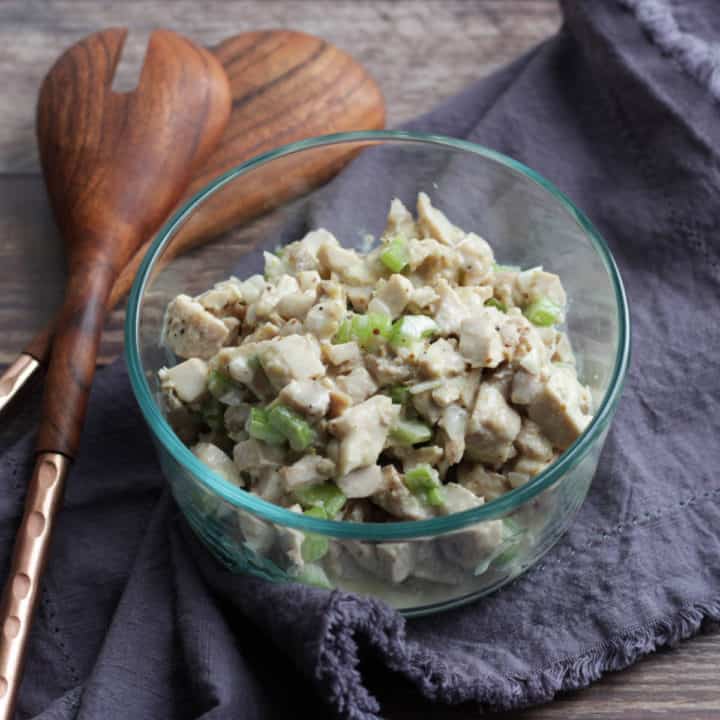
[[0, 2, 717, 718]]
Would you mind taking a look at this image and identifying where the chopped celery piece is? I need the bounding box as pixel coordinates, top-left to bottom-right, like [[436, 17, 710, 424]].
[[380, 236, 409, 272], [389, 418, 433, 446], [493, 263, 521, 273], [388, 385, 411, 405], [484, 298, 507, 313], [404, 464, 439, 491], [390, 315, 438, 347], [207, 369, 246, 405], [352, 313, 393, 350], [333, 317, 353, 344], [200, 397, 224, 432], [302, 507, 330, 562], [292, 563, 333, 589], [404, 464, 444, 506], [246, 407, 285, 445], [268, 405, 315, 451], [426, 486, 445, 507], [295, 483, 347, 516], [523, 296, 562, 327]]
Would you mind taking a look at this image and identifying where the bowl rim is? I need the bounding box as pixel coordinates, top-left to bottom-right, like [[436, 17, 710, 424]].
[[125, 130, 631, 540]]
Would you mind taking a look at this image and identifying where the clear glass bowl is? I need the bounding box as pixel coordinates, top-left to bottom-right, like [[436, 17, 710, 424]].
[[125, 131, 630, 616]]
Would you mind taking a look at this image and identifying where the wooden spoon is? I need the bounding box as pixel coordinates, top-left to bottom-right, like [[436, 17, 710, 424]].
[[0, 30, 385, 415], [0, 28, 232, 719]]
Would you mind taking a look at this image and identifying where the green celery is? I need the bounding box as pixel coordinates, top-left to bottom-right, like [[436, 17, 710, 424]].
[[380, 236, 409, 273], [388, 385, 411, 405], [302, 506, 330, 562], [389, 418, 433, 446], [295, 483, 347, 516], [484, 298, 507, 313], [493, 263, 521, 273], [246, 407, 285, 445], [390, 315, 438, 348], [352, 313, 393, 350], [523, 296, 562, 327], [333, 317, 353, 344], [268, 405, 315, 451]]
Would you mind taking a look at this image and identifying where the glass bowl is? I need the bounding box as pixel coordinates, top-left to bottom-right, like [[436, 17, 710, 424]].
[[125, 131, 630, 616]]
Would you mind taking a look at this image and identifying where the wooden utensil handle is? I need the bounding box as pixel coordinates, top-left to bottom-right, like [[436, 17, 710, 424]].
[[35, 263, 114, 457], [0, 453, 69, 720]]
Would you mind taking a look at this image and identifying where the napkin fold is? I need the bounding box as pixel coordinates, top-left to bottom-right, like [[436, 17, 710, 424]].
[[3, 1, 719, 718]]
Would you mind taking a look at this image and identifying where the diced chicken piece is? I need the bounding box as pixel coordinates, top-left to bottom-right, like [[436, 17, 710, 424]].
[[368, 274, 414, 319], [514, 266, 567, 317], [552, 331, 576, 365], [335, 367, 378, 404], [284, 229, 339, 273], [406, 238, 458, 278], [259, 335, 325, 390], [510, 369, 546, 405], [411, 390, 443, 425], [458, 368, 482, 409], [276, 505, 305, 568], [197, 279, 245, 317], [237, 512, 275, 554], [345, 286, 373, 312], [251, 467, 286, 504], [407, 285, 439, 313], [163, 294, 230, 359], [465, 384, 522, 466], [513, 454, 557, 478], [456, 232, 494, 285], [514, 325, 551, 376], [484, 364, 515, 401], [514, 418, 554, 460], [329, 396, 400, 475], [458, 464, 510, 502], [433, 279, 470, 335], [322, 341, 363, 370], [342, 499, 373, 522], [431, 377, 463, 407], [249, 275, 300, 322], [365, 354, 413, 386], [304, 299, 346, 340], [318, 244, 375, 285], [419, 339, 465, 378], [440, 521, 505, 570], [233, 439, 285, 472], [238, 274, 266, 303], [384, 197, 417, 239], [371, 466, 431, 520], [412, 541, 468, 585], [507, 471, 531, 489], [327, 388, 353, 419], [193, 442, 243, 486], [527, 366, 593, 449], [392, 445, 444, 472], [456, 285, 493, 312], [276, 291, 317, 320], [263, 251, 287, 281], [278, 379, 330, 419], [280, 455, 336, 491], [337, 465, 384, 498], [417, 192, 463, 245], [459, 309, 504, 368], [345, 540, 416, 584], [492, 267, 519, 308], [376, 543, 416, 583], [221, 316, 241, 345], [296, 270, 322, 292], [159, 358, 208, 403], [438, 405, 468, 466]]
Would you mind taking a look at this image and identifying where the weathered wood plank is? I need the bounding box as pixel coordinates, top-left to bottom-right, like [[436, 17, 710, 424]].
[[0, 0, 561, 173]]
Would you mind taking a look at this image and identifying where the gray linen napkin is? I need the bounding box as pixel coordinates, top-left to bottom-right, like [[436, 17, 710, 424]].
[[2, 1, 719, 718]]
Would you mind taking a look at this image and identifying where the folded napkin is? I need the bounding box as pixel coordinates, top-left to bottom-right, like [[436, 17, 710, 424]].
[[3, 1, 719, 718]]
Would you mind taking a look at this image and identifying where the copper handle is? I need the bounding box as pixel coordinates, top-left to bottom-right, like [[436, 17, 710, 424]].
[[0, 453, 69, 720], [0, 355, 40, 417]]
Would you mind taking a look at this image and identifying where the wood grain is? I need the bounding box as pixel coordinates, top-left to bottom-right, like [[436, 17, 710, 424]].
[[1, 2, 718, 719], [35, 27, 231, 456]]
